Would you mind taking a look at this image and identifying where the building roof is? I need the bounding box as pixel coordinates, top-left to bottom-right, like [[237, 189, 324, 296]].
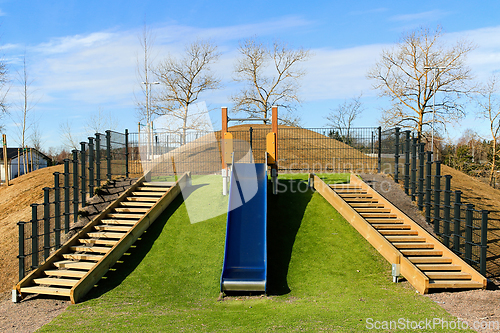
[[0, 148, 51, 161]]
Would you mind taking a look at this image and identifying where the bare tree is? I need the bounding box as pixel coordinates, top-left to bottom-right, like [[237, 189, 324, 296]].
[[30, 122, 44, 152], [84, 107, 119, 136], [0, 50, 8, 132], [232, 38, 309, 126], [475, 74, 500, 187], [154, 40, 221, 144], [367, 26, 475, 139], [59, 120, 81, 151], [325, 95, 363, 140], [135, 22, 158, 127]]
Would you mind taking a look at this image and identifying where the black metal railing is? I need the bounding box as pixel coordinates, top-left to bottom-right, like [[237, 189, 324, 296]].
[[384, 128, 489, 276], [17, 130, 130, 280]]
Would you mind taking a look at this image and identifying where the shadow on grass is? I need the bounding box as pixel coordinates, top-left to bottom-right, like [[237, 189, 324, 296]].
[[82, 194, 186, 302], [266, 179, 313, 295]]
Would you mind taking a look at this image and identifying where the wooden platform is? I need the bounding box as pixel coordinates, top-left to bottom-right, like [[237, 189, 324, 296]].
[[311, 173, 487, 294], [14, 174, 191, 304]]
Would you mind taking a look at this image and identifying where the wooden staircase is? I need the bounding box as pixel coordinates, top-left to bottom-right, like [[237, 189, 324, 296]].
[[13, 173, 191, 304], [311, 173, 487, 294]]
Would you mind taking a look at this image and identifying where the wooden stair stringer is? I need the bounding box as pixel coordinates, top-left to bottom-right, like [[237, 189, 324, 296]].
[[310, 174, 430, 294], [348, 174, 487, 290]]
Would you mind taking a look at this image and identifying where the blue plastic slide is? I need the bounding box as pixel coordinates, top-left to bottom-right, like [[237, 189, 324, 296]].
[[220, 163, 267, 292]]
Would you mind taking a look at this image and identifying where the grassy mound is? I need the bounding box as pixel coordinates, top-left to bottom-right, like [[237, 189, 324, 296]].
[[40, 174, 458, 332]]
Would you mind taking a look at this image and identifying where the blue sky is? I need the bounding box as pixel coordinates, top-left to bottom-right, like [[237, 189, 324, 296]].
[[1, 0, 500, 149]]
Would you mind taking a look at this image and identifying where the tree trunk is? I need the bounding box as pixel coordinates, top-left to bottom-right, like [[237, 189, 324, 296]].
[[490, 139, 497, 188]]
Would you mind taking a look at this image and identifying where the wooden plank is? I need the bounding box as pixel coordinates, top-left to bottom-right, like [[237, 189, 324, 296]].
[[366, 219, 404, 224], [20, 286, 71, 297], [131, 191, 163, 196], [87, 232, 125, 239], [70, 172, 191, 304], [379, 230, 419, 235], [349, 174, 487, 289], [338, 193, 371, 198], [14, 175, 147, 299], [425, 272, 472, 279], [69, 245, 110, 253], [416, 264, 461, 271], [79, 239, 118, 246], [354, 208, 392, 213], [428, 280, 484, 289], [114, 207, 149, 213], [33, 277, 80, 287], [62, 253, 103, 261], [349, 203, 385, 208], [360, 213, 398, 218], [137, 187, 170, 192], [119, 202, 154, 207], [372, 224, 411, 230], [106, 213, 143, 219], [101, 219, 137, 225], [408, 257, 452, 264], [45, 270, 87, 278], [53, 261, 95, 270], [385, 236, 426, 242], [94, 225, 132, 232], [392, 243, 434, 249], [126, 197, 159, 202], [400, 249, 443, 256]]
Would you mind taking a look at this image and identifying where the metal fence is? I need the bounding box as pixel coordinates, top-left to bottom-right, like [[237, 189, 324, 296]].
[[383, 128, 489, 276], [17, 130, 130, 280], [127, 126, 383, 177]]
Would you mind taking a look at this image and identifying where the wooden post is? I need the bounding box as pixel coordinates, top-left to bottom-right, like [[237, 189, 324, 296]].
[[30, 148, 33, 173], [17, 148, 20, 178], [2, 134, 8, 186]]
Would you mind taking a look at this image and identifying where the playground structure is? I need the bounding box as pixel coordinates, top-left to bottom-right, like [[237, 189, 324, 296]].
[[12, 106, 491, 303]]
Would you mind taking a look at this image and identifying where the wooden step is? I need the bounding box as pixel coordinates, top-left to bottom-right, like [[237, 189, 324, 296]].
[[20, 286, 71, 297], [416, 264, 461, 271], [79, 238, 118, 246], [400, 249, 443, 256], [143, 181, 175, 187], [33, 277, 80, 287], [428, 280, 484, 289], [360, 213, 398, 218], [354, 208, 392, 213], [379, 230, 419, 236], [385, 236, 426, 242], [126, 197, 159, 202], [62, 253, 103, 261], [425, 272, 472, 280], [45, 269, 87, 278], [344, 198, 379, 203], [87, 232, 125, 239], [114, 207, 149, 213], [349, 203, 385, 208], [367, 218, 403, 224], [409, 257, 453, 264], [372, 224, 412, 230], [137, 186, 170, 192], [329, 185, 362, 189], [119, 202, 155, 207], [53, 260, 95, 270], [101, 219, 138, 225], [69, 245, 111, 253], [106, 213, 143, 219], [333, 189, 366, 193], [131, 191, 163, 196], [393, 242, 434, 249], [94, 225, 132, 232], [339, 193, 371, 198]]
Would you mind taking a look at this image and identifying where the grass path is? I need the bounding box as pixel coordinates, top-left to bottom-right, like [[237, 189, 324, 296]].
[[39, 175, 464, 332]]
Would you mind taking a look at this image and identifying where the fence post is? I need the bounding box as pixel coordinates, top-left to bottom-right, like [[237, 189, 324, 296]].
[[480, 210, 488, 276], [63, 159, 70, 233], [404, 131, 411, 195], [88, 137, 94, 196], [394, 128, 400, 183], [95, 133, 101, 187], [18, 221, 25, 280], [465, 204, 474, 264], [433, 161, 442, 235], [377, 126, 382, 173], [442, 175, 452, 247], [410, 137, 417, 201], [453, 191, 462, 254], [43, 187, 50, 260], [125, 129, 129, 178], [106, 130, 112, 181], [54, 172, 61, 249], [417, 143, 425, 211], [31, 204, 38, 269], [249, 127, 253, 153], [80, 142, 87, 207], [425, 151, 432, 224], [72, 150, 79, 223]]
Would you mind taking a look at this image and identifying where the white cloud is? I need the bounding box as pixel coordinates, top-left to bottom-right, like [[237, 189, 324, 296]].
[[390, 10, 448, 23]]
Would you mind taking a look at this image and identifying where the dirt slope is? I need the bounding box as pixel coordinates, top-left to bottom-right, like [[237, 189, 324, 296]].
[[0, 165, 63, 292]]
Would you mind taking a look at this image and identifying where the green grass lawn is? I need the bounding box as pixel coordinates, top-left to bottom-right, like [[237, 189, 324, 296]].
[[39, 174, 466, 332]]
